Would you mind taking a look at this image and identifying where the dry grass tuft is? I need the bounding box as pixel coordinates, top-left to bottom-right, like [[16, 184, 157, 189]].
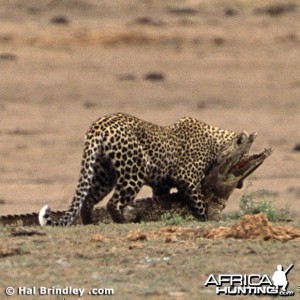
[[153, 214, 300, 242], [204, 213, 300, 241], [0, 245, 24, 257], [90, 233, 106, 242], [126, 229, 148, 241]]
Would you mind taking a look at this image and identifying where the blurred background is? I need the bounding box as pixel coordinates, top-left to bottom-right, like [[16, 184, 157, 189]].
[[0, 0, 299, 216]]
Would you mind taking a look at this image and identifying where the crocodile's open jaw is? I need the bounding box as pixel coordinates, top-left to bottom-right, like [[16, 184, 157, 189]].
[[230, 148, 273, 188], [220, 131, 273, 182], [202, 131, 273, 200], [230, 149, 272, 176]]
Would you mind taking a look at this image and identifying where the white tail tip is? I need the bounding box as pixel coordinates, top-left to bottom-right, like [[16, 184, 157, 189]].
[[39, 205, 51, 226]]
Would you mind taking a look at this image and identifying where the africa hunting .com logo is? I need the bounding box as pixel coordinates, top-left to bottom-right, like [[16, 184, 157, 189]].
[[204, 264, 295, 296]]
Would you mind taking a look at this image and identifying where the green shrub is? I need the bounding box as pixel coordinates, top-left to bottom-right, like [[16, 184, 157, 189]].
[[228, 178, 291, 222], [161, 212, 186, 226]]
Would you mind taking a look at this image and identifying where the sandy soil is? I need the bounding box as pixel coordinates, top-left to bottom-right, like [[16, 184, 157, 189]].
[[0, 0, 299, 218], [1, 217, 300, 300]]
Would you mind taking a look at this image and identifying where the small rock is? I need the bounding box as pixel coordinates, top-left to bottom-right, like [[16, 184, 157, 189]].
[[191, 37, 202, 45], [27, 7, 40, 15], [143, 72, 165, 81], [212, 37, 225, 46], [83, 101, 96, 109], [246, 246, 258, 255], [224, 7, 238, 16], [56, 258, 70, 267], [132, 17, 165, 27], [0, 53, 18, 61], [50, 15, 70, 25], [168, 7, 198, 15], [254, 4, 297, 17], [117, 74, 136, 81], [293, 143, 300, 152], [0, 34, 14, 43]]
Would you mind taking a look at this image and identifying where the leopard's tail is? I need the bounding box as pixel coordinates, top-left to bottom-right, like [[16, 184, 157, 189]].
[[38, 118, 111, 227], [39, 145, 95, 226], [38, 205, 52, 226], [38, 148, 99, 227], [38, 171, 86, 226], [39, 200, 83, 226], [39, 205, 76, 226]]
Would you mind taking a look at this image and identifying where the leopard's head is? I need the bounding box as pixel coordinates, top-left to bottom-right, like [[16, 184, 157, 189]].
[[218, 131, 254, 162]]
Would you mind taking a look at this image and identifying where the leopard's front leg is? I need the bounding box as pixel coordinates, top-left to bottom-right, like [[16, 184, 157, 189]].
[[180, 183, 207, 221]]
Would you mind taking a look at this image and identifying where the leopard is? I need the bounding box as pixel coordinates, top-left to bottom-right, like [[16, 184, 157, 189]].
[[39, 112, 249, 226]]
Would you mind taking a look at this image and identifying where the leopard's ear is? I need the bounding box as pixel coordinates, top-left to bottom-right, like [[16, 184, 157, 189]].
[[236, 131, 249, 145], [38, 205, 51, 226]]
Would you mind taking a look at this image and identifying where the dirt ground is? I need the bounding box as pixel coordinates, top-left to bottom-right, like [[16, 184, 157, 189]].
[[1, 216, 300, 300], [0, 0, 300, 299]]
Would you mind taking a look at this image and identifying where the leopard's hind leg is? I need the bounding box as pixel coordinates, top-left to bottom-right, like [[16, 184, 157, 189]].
[[106, 138, 147, 223], [80, 157, 116, 224]]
